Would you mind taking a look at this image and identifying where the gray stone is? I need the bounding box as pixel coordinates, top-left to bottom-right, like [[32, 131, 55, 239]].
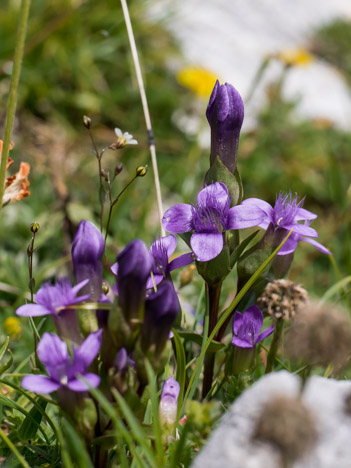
[[192, 371, 351, 468]]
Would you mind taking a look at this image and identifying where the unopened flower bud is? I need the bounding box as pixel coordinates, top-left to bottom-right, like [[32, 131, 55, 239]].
[[179, 264, 196, 288], [114, 163, 123, 176], [102, 282, 109, 295], [159, 376, 180, 426], [30, 222, 40, 233], [206, 80, 244, 174], [83, 115, 91, 129], [136, 165, 148, 177]]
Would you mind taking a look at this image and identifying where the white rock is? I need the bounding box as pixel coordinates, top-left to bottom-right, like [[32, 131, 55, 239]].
[[191, 371, 351, 468]]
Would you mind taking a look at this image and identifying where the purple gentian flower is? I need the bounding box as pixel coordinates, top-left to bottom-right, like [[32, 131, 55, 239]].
[[232, 305, 274, 348], [116, 239, 152, 321], [242, 193, 328, 255], [112, 235, 194, 289], [159, 376, 180, 425], [72, 220, 105, 301], [16, 278, 90, 317], [206, 80, 244, 174], [22, 330, 102, 394], [142, 281, 179, 354], [162, 182, 265, 262], [147, 235, 193, 288]]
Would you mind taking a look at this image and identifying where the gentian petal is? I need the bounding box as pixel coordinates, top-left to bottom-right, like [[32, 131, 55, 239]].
[[146, 274, 164, 289], [190, 232, 223, 262], [277, 235, 299, 255], [168, 252, 194, 271], [283, 223, 318, 238], [37, 333, 69, 378], [300, 237, 331, 255], [295, 207, 317, 221], [152, 235, 177, 258], [232, 336, 253, 348], [71, 279, 90, 297], [162, 204, 193, 233], [255, 325, 274, 344], [111, 262, 118, 275], [197, 182, 229, 211], [244, 305, 263, 335], [73, 329, 102, 372], [242, 198, 273, 217], [233, 310, 244, 335], [16, 304, 50, 317], [22, 375, 61, 394], [67, 373, 100, 392], [227, 204, 266, 230]]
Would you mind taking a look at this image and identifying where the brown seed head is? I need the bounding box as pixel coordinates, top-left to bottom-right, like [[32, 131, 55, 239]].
[[253, 396, 317, 461], [284, 301, 351, 370], [257, 279, 308, 321]]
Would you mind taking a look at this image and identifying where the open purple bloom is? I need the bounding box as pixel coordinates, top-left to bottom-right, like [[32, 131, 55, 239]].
[[16, 278, 90, 317], [162, 182, 265, 262], [72, 220, 105, 301], [242, 192, 328, 256], [147, 235, 193, 288], [206, 80, 244, 174], [142, 281, 180, 354], [232, 305, 274, 349], [159, 376, 180, 425], [22, 330, 102, 394]]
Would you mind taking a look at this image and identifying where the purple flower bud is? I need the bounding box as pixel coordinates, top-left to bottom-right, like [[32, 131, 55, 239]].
[[116, 239, 152, 321], [114, 348, 128, 373], [206, 80, 244, 174], [142, 281, 179, 354], [72, 221, 105, 301], [159, 376, 180, 425]]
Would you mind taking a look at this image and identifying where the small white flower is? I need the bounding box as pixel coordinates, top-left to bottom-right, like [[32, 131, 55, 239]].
[[114, 128, 138, 148]]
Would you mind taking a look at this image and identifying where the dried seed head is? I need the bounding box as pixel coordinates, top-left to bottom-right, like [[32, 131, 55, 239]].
[[253, 396, 317, 461], [284, 301, 351, 370], [257, 279, 308, 321]]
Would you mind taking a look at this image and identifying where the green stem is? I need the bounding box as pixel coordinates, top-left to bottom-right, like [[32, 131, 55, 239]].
[[265, 318, 284, 373], [27, 228, 39, 367], [0, 0, 31, 218], [202, 282, 222, 399], [104, 174, 138, 242]]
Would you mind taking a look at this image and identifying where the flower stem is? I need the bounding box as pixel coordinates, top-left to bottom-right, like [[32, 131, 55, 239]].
[[265, 317, 284, 373], [202, 282, 222, 398], [0, 0, 31, 218], [104, 173, 138, 243], [27, 225, 39, 367]]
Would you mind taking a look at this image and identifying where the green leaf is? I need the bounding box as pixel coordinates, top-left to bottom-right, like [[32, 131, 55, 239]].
[[18, 397, 47, 441], [172, 329, 186, 412], [0, 336, 9, 361], [177, 331, 224, 352], [229, 230, 259, 268], [145, 361, 164, 466], [62, 418, 94, 468]]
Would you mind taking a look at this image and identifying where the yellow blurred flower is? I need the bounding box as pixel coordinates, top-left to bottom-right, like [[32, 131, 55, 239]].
[[276, 48, 314, 67], [3, 317, 21, 339], [177, 67, 218, 97]]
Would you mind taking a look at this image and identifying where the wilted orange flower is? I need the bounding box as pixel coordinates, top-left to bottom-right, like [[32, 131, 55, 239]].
[[0, 140, 31, 206]]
